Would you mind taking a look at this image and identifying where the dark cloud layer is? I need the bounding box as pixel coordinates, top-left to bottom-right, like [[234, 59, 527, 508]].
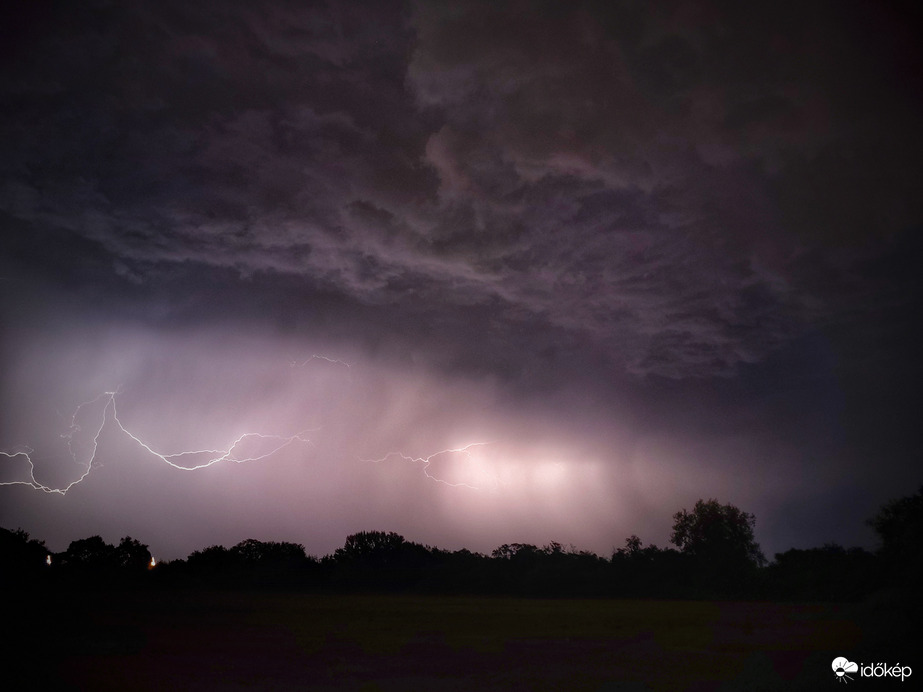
[[2, 0, 921, 557], [3, 1, 920, 377]]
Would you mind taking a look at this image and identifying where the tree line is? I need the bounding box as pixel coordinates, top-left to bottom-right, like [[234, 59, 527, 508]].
[[2, 488, 920, 600]]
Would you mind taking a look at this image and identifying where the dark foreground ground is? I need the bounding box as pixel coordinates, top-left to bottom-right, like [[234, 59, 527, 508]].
[[5, 589, 916, 691]]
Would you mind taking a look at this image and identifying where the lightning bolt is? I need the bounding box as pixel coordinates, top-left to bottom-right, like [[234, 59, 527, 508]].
[[361, 442, 495, 490], [1, 390, 312, 495], [290, 354, 351, 371], [2, 357, 497, 498]]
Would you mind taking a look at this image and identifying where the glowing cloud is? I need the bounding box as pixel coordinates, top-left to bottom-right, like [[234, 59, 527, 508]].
[[362, 443, 496, 490]]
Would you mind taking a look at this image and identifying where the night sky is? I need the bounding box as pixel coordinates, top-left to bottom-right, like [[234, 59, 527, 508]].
[[2, 0, 921, 561]]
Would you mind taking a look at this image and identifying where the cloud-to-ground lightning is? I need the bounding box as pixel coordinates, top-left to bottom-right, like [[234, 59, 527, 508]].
[[361, 443, 496, 490], [1, 389, 312, 495]]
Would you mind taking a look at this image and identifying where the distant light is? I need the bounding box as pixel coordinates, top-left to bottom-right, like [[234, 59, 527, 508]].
[[150, 557, 156, 568], [46, 554, 52, 566]]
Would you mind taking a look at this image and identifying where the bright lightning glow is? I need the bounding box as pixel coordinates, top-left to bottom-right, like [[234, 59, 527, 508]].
[[361, 443, 495, 490], [1, 390, 312, 495]]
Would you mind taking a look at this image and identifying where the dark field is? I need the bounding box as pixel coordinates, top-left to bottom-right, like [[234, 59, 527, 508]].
[[7, 590, 911, 691]]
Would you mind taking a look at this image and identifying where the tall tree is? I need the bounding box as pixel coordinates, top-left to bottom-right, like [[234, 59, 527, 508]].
[[868, 486, 923, 587], [671, 499, 765, 595], [115, 536, 152, 571]]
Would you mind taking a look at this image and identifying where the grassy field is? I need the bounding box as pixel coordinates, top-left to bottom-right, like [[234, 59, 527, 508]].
[[7, 589, 906, 691]]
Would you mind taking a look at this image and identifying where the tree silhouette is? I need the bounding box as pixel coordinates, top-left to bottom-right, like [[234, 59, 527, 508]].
[[671, 499, 765, 595], [331, 531, 436, 590], [612, 535, 688, 597], [115, 536, 152, 571], [231, 538, 307, 566], [12, 484, 915, 599], [491, 543, 542, 561], [186, 545, 235, 571], [868, 485, 923, 588], [0, 527, 48, 585], [615, 535, 644, 558], [63, 535, 117, 570], [768, 544, 878, 601], [334, 531, 407, 564]]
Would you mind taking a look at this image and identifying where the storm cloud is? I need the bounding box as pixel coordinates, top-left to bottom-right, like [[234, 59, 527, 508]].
[[2, 0, 921, 559]]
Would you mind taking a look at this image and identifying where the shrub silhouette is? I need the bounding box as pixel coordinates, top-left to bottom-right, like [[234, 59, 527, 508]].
[[768, 544, 878, 601]]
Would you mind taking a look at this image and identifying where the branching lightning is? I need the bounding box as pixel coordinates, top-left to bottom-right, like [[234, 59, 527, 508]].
[[361, 442, 495, 490], [2, 356, 499, 499], [1, 390, 312, 495]]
